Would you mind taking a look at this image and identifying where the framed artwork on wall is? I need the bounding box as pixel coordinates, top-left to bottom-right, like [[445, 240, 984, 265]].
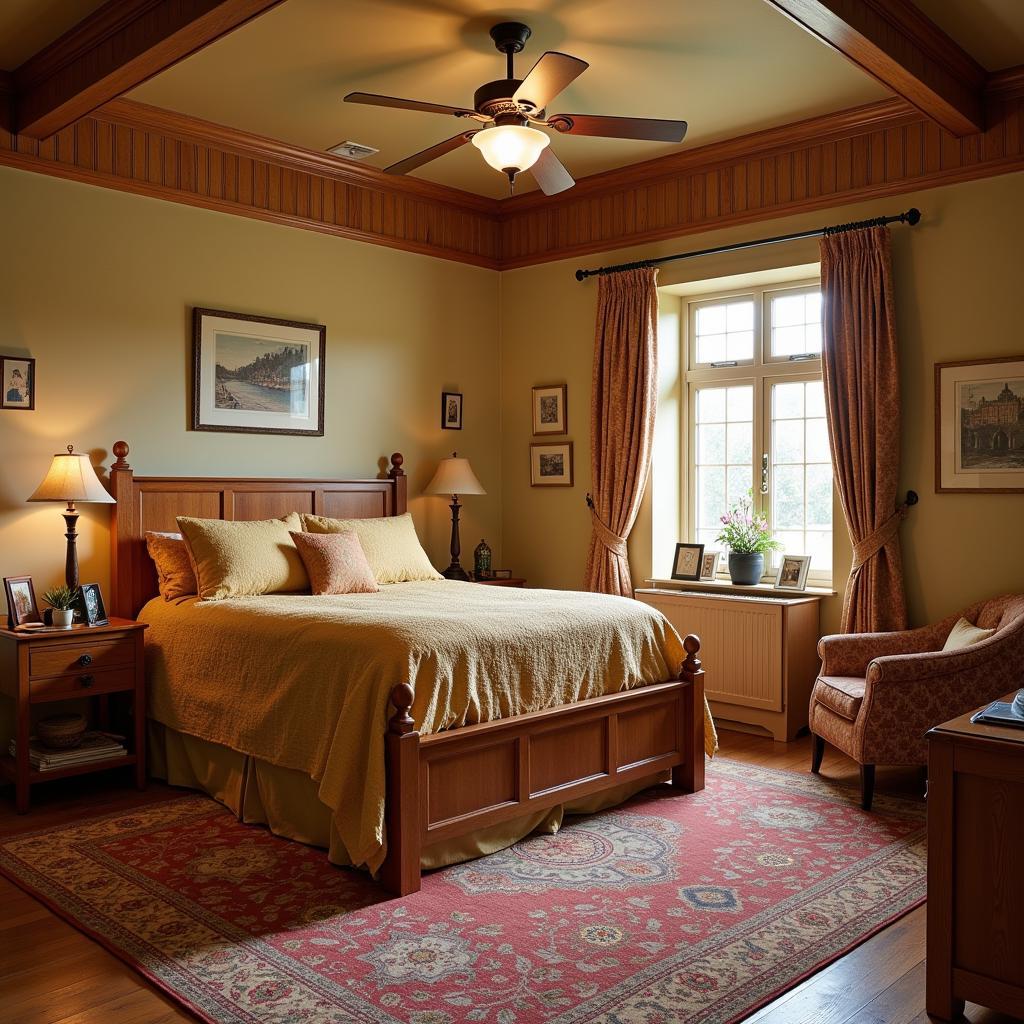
[[532, 384, 567, 435], [441, 391, 463, 430], [192, 308, 326, 436], [2, 356, 35, 410], [935, 356, 1024, 492], [530, 442, 573, 486], [671, 543, 705, 581]]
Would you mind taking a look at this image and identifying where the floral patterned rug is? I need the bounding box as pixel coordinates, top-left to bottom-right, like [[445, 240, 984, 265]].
[[0, 760, 925, 1024]]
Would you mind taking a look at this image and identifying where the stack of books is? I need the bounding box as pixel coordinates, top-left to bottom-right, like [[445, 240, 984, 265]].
[[8, 732, 127, 772]]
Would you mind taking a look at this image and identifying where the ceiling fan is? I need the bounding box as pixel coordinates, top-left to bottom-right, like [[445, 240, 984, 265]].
[[344, 21, 687, 196]]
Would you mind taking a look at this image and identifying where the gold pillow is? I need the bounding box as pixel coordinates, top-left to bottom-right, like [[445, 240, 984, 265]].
[[290, 531, 379, 595], [942, 616, 997, 651], [145, 532, 197, 600], [177, 513, 308, 601], [300, 512, 442, 584]]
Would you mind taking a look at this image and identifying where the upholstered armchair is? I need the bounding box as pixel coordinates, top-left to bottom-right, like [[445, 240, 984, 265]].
[[809, 594, 1024, 810]]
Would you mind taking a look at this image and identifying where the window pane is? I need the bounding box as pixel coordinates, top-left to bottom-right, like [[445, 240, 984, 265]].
[[770, 290, 823, 357], [803, 323, 823, 354], [696, 333, 727, 364], [774, 420, 804, 464], [697, 466, 726, 528], [695, 299, 754, 364], [726, 330, 754, 361], [727, 386, 753, 420], [772, 325, 806, 356], [697, 387, 726, 422], [805, 530, 832, 571], [698, 423, 726, 464], [727, 465, 752, 507], [727, 423, 752, 464], [697, 305, 725, 334], [773, 381, 804, 419], [773, 464, 804, 528], [806, 380, 826, 418], [772, 294, 804, 327], [805, 417, 831, 463], [806, 464, 833, 529]]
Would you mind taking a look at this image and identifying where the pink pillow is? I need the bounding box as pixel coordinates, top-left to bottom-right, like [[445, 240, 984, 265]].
[[290, 531, 379, 595]]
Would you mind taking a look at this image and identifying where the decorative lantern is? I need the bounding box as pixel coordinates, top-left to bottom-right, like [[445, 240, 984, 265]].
[[474, 538, 493, 580]]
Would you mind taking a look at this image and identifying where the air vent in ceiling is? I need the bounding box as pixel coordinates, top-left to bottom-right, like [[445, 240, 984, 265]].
[[327, 140, 379, 160]]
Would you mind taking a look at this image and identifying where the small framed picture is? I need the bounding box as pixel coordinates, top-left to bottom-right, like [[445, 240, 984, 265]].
[[671, 543, 705, 581], [532, 384, 567, 435], [699, 550, 722, 580], [530, 442, 574, 486], [2, 356, 35, 410], [774, 555, 811, 591], [492, 569, 513, 579], [75, 583, 109, 626], [441, 391, 463, 430], [4, 576, 41, 629]]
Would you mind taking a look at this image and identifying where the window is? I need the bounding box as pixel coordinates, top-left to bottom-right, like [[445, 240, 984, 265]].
[[684, 281, 832, 584]]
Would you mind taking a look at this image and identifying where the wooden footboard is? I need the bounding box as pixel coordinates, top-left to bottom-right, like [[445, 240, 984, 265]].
[[380, 634, 706, 895]]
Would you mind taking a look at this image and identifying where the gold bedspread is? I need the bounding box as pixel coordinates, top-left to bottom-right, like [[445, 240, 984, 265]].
[[140, 581, 717, 873]]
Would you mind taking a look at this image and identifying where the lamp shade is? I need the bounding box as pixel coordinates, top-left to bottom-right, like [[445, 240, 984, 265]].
[[471, 125, 549, 174], [28, 446, 115, 504], [425, 455, 486, 497]]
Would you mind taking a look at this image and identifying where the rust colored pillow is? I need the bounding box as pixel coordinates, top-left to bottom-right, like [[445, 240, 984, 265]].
[[290, 531, 379, 596], [145, 532, 198, 600]]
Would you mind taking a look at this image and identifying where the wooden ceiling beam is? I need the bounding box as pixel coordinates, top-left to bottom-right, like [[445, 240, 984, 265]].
[[763, 0, 986, 136], [11, 0, 286, 140]]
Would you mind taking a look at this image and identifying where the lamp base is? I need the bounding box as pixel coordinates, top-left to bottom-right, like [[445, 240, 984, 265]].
[[441, 563, 471, 582]]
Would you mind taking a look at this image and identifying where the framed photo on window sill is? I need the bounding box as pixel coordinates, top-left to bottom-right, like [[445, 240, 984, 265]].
[[671, 543, 705, 581], [773, 554, 811, 591]]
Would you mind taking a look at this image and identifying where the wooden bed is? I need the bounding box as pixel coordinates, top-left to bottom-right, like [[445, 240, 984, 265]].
[[107, 441, 705, 895]]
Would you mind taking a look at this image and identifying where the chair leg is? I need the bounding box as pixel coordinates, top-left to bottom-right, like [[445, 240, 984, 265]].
[[860, 764, 876, 811], [810, 734, 825, 774]]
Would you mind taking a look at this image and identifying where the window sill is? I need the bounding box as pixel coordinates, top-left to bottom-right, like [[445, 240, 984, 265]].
[[643, 577, 837, 598]]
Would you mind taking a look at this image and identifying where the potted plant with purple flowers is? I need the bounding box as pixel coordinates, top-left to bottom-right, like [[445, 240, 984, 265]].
[[716, 495, 781, 585]]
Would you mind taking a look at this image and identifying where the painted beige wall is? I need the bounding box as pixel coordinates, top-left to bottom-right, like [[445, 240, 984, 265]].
[[0, 165, 503, 619], [501, 171, 1024, 633]]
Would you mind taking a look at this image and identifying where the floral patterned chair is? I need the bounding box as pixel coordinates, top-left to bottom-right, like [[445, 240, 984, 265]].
[[808, 594, 1024, 810]]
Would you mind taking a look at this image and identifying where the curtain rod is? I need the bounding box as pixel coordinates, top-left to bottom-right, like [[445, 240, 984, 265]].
[[573, 207, 921, 282]]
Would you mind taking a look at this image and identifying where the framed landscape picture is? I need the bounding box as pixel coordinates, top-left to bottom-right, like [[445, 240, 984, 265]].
[[532, 384, 567, 435], [2, 355, 35, 410], [936, 356, 1024, 492], [192, 308, 325, 436], [530, 442, 574, 486]]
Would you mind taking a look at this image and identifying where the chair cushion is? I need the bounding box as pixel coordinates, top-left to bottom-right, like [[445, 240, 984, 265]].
[[942, 616, 996, 651], [814, 675, 867, 721]]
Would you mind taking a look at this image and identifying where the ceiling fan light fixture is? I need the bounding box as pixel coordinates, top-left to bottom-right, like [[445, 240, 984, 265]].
[[471, 124, 549, 178]]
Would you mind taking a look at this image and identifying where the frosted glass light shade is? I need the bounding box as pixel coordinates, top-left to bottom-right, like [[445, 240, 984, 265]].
[[472, 125, 549, 174], [425, 456, 486, 497], [28, 447, 115, 504]]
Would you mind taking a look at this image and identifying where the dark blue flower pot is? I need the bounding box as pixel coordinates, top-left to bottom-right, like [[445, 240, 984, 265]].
[[728, 552, 764, 585]]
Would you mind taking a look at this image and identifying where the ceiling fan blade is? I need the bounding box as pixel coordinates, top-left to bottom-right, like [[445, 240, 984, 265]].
[[344, 92, 475, 118], [513, 52, 588, 112], [549, 113, 687, 143], [531, 147, 574, 196], [384, 132, 475, 175]]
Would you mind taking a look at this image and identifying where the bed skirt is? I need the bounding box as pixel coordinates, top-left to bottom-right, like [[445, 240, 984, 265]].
[[148, 721, 668, 872]]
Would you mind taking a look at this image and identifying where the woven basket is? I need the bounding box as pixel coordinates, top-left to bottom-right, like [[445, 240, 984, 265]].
[[37, 713, 87, 750]]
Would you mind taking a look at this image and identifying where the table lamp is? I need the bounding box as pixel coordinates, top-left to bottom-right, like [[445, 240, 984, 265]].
[[425, 453, 486, 581], [28, 445, 115, 590]]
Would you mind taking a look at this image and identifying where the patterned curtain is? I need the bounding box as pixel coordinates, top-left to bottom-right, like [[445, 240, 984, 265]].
[[820, 226, 909, 633], [585, 267, 659, 596]]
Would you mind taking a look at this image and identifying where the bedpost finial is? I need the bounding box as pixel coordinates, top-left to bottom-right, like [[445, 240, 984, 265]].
[[112, 441, 130, 469], [389, 452, 405, 478], [389, 682, 415, 735], [682, 634, 702, 675]]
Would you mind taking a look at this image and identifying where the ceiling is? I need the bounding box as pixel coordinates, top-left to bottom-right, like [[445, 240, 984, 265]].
[[4, 1, 1024, 200], [126, 0, 889, 198]]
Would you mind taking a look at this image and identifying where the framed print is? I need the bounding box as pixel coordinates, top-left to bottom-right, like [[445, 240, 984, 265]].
[[192, 308, 325, 436], [671, 543, 705, 581], [4, 576, 41, 629], [936, 356, 1024, 492], [441, 391, 463, 430], [2, 356, 35, 410], [530, 442, 574, 486], [774, 554, 811, 591], [75, 583, 109, 627], [699, 550, 722, 580], [532, 384, 567, 435]]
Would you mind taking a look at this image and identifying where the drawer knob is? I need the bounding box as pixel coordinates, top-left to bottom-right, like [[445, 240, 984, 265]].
[[78, 654, 93, 667], [79, 674, 94, 688]]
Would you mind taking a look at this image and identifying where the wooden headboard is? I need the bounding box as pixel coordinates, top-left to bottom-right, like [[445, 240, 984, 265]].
[[107, 441, 408, 619]]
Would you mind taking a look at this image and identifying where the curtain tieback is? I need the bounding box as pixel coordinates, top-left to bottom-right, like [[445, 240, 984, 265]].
[[589, 506, 628, 558], [851, 503, 910, 571]]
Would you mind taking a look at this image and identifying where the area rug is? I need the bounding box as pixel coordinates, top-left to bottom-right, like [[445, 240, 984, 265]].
[[0, 759, 925, 1024]]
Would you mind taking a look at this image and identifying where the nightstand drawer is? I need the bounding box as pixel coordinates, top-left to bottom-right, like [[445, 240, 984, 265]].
[[29, 638, 134, 679], [30, 666, 136, 701]]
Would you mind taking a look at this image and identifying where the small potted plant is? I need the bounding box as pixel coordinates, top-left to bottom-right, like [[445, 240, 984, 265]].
[[716, 495, 781, 586], [42, 584, 78, 628]]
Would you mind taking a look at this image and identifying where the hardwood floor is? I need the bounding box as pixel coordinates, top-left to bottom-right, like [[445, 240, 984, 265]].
[[0, 732, 1015, 1024]]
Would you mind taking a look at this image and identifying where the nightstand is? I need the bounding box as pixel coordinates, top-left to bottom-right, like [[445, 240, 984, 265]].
[[0, 617, 147, 812], [474, 577, 526, 588]]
